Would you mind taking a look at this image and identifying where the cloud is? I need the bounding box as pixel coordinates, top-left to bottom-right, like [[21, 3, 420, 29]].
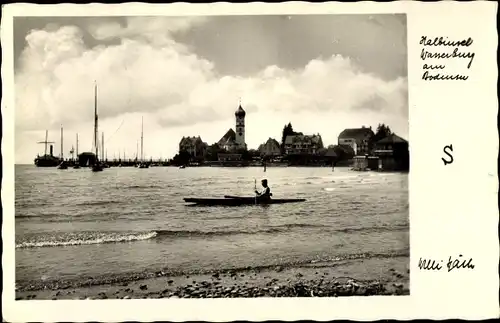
[[15, 16, 408, 163], [16, 18, 215, 132], [88, 16, 209, 47]]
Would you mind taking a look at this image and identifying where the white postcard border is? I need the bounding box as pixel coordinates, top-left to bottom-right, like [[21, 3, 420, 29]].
[[2, 1, 498, 321]]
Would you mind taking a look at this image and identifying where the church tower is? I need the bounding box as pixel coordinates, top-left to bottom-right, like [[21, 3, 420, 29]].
[[235, 102, 246, 149]]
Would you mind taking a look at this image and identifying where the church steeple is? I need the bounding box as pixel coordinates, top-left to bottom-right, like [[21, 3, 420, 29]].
[[235, 99, 246, 117], [234, 99, 246, 148]]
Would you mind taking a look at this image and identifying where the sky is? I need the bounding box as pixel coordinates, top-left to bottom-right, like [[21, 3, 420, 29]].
[[13, 14, 408, 164]]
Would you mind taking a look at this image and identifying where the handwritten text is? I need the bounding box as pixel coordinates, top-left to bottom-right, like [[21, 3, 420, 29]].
[[418, 255, 475, 272], [420, 36, 476, 81]]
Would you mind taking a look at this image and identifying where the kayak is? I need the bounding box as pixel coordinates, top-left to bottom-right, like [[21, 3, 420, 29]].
[[224, 195, 255, 199], [224, 195, 275, 199], [184, 197, 306, 206]]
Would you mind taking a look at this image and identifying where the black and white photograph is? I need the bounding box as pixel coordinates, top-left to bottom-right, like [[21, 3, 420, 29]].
[[13, 13, 410, 301]]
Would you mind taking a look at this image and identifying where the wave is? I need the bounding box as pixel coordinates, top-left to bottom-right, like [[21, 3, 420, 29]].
[[16, 231, 158, 249], [15, 224, 326, 248], [335, 224, 408, 234], [154, 223, 326, 238], [15, 213, 47, 219], [153, 223, 407, 239], [304, 176, 322, 180], [115, 185, 162, 190], [16, 223, 407, 249], [74, 200, 119, 207]]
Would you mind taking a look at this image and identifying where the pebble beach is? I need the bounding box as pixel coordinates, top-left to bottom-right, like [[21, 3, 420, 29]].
[[17, 256, 409, 300]]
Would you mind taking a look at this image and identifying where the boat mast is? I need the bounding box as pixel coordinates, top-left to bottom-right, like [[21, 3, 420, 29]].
[[102, 132, 105, 161], [60, 125, 64, 160], [94, 81, 99, 162], [37, 130, 54, 156], [44, 130, 48, 155], [141, 116, 144, 163]]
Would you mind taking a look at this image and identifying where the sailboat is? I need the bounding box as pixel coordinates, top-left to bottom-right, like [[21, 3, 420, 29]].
[[73, 133, 81, 169], [102, 132, 110, 168], [57, 125, 68, 169], [138, 116, 149, 168], [34, 130, 59, 167], [92, 82, 104, 172], [104, 149, 110, 168]]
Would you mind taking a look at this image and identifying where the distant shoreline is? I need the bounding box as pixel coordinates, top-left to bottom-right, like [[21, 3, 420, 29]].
[[14, 164, 409, 173], [15, 164, 347, 167]]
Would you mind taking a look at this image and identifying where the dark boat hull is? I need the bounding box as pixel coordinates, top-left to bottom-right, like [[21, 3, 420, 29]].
[[184, 197, 305, 206], [57, 163, 68, 169], [34, 155, 61, 167]]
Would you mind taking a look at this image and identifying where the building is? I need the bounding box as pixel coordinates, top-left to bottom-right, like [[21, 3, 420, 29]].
[[373, 133, 409, 171], [352, 155, 380, 171], [258, 138, 281, 157], [217, 129, 238, 151], [284, 134, 324, 155], [338, 126, 374, 155], [179, 136, 208, 157], [235, 104, 246, 149], [216, 103, 247, 152]]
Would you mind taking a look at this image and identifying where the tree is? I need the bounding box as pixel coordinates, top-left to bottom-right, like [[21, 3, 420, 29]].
[[206, 143, 225, 161], [281, 122, 296, 153], [172, 151, 191, 166], [236, 148, 251, 161], [333, 145, 355, 161], [372, 123, 392, 144]]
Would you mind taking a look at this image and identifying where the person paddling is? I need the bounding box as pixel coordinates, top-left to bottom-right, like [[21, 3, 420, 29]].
[[255, 179, 271, 199]]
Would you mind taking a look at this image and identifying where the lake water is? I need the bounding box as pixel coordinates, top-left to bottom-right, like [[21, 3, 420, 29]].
[[15, 165, 409, 290]]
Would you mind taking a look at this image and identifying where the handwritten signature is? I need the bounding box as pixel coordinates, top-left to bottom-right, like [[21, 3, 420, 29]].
[[418, 255, 475, 272]]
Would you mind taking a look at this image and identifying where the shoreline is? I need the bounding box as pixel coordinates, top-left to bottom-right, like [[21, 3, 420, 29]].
[[17, 164, 344, 168], [15, 164, 409, 173], [16, 256, 409, 300]]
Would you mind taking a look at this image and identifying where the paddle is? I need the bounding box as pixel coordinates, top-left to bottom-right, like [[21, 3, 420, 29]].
[[254, 178, 257, 205]]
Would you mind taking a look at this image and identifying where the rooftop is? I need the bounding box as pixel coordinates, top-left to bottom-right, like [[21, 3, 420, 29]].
[[217, 128, 237, 147], [179, 136, 204, 145], [338, 127, 374, 139], [219, 128, 236, 142], [264, 138, 280, 146], [377, 134, 408, 144]]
